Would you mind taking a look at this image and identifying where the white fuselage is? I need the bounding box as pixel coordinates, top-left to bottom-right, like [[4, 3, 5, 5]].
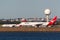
[[1, 22, 49, 27], [1, 24, 16, 27], [16, 22, 49, 27]]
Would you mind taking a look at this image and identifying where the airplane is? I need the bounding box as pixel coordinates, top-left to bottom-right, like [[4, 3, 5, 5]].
[[15, 16, 57, 27], [1, 16, 57, 27]]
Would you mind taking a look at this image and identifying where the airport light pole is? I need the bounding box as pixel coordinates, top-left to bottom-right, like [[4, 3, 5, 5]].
[[44, 9, 51, 22]]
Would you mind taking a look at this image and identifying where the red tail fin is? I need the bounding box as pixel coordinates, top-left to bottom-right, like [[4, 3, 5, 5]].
[[47, 16, 57, 27], [21, 18, 27, 22], [52, 16, 57, 20]]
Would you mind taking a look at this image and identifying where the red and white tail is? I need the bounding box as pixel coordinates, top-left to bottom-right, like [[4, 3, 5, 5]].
[[21, 18, 27, 22], [47, 16, 57, 27]]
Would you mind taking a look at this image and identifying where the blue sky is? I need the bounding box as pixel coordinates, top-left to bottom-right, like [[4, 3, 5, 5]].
[[0, 0, 60, 19]]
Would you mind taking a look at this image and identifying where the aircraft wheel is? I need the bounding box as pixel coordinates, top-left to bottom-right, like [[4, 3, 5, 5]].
[[12, 25, 15, 27], [36, 24, 41, 27]]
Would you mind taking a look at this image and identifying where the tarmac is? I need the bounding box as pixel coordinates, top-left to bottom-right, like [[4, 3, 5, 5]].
[[0, 25, 60, 32]]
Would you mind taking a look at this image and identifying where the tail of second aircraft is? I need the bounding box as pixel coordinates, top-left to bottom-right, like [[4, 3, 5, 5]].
[[21, 18, 27, 22], [47, 16, 57, 27]]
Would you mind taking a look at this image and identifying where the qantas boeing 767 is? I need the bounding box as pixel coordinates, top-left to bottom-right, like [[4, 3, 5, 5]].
[[2, 16, 57, 27]]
